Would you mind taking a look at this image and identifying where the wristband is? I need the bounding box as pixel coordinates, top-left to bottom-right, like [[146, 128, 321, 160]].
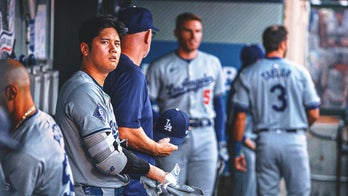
[[233, 141, 243, 158]]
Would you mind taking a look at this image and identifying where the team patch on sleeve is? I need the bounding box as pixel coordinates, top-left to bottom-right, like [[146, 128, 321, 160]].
[[93, 104, 107, 123]]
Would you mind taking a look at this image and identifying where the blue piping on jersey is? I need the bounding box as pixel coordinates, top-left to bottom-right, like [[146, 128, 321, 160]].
[[83, 128, 112, 137], [305, 102, 320, 110], [266, 56, 282, 60], [232, 103, 249, 113], [175, 50, 194, 63], [81, 70, 103, 89]]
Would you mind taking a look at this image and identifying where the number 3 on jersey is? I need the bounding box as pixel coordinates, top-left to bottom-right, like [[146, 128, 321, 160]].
[[270, 84, 287, 111]]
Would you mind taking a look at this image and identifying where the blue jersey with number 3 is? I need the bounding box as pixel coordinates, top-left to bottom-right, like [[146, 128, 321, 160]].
[[232, 57, 320, 131]]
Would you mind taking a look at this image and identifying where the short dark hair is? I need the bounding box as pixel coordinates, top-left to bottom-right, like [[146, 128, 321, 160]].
[[78, 15, 127, 48], [175, 12, 201, 30], [262, 25, 287, 54]]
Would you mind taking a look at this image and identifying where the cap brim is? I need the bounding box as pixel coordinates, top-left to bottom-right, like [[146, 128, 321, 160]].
[[152, 26, 160, 32], [154, 131, 185, 146]]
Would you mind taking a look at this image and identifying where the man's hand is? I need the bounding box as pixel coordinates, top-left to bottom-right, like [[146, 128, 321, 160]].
[[118, 127, 178, 156], [244, 137, 256, 150], [154, 137, 178, 156], [233, 140, 247, 172], [141, 164, 204, 195], [234, 154, 247, 172]]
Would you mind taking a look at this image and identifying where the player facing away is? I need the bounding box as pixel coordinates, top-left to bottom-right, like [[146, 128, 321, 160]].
[[226, 44, 265, 196], [231, 25, 320, 196], [103, 7, 177, 195], [146, 12, 228, 196], [55, 15, 199, 196], [0, 59, 74, 195]]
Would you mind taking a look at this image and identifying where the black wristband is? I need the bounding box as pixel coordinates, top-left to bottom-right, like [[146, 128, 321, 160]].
[[120, 147, 150, 175]]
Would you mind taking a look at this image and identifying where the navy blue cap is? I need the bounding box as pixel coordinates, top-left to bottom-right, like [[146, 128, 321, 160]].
[[154, 108, 189, 145], [118, 6, 159, 34], [240, 44, 265, 67]]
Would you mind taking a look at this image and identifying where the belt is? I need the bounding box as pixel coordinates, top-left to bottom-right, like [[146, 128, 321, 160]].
[[257, 128, 305, 133], [189, 118, 213, 127], [79, 185, 124, 195]]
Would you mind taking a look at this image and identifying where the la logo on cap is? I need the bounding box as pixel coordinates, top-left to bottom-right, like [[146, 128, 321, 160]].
[[164, 119, 173, 132]]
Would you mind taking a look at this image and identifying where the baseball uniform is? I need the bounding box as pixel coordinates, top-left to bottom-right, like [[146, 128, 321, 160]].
[[104, 53, 154, 195], [147, 50, 225, 196], [1, 109, 74, 195], [226, 44, 264, 196], [55, 71, 129, 194], [232, 57, 320, 195]]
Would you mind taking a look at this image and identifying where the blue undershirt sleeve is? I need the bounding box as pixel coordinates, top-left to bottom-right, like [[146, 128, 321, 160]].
[[214, 95, 226, 142]]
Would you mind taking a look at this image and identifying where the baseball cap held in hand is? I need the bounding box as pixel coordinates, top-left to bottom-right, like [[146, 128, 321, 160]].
[[117, 6, 159, 34], [154, 108, 189, 145]]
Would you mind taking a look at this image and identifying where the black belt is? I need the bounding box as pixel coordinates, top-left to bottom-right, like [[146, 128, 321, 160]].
[[257, 128, 305, 133], [189, 118, 213, 127]]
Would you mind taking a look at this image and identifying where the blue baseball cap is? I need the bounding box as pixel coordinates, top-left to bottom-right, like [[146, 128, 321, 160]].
[[240, 44, 265, 67], [117, 6, 159, 34], [154, 108, 190, 145]]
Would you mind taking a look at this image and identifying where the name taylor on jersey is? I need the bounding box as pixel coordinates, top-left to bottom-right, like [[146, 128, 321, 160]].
[[261, 64, 291, 81]]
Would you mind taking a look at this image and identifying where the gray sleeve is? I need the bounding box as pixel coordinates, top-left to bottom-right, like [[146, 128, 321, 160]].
[[67, 86, 111, 136], [2, 153, 41, 195]]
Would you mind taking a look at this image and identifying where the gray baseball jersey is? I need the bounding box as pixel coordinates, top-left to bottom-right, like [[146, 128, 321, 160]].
[[147, 50, 225, 196], [233, 58, 320, 131], [147, 51, 225, 116], [55, 71, 128, 189], [1, 109, 74, 195], [232, 57, 320, 195]]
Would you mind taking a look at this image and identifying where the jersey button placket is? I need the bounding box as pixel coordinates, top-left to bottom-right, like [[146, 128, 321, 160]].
[[188, 63, 195, 115]]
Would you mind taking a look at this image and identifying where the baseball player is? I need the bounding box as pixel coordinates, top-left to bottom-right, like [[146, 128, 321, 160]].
[[0, 105, 19, 196], [226, 44, 265, 196], [0, 59, 74, 195], [146, 12, 228, 196], [103, 7, 177, 195], [55, 15, 193, 195], [231, 25, 320, 196]]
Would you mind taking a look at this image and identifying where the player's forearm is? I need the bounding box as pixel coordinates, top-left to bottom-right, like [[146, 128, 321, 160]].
[[146, 164, 166, 184], [118, 126, 158, 155], [306, 108, 320, 126], [232, 112, 247, 141], [231, 112, 247, 158]]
